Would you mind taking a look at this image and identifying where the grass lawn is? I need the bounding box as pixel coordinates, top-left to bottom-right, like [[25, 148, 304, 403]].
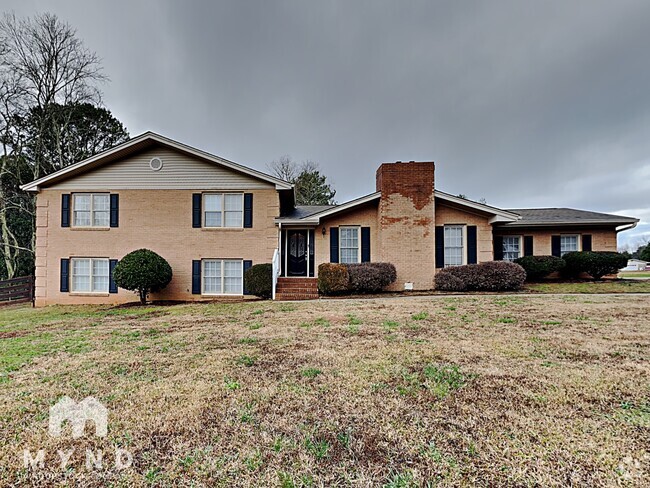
[[525, 279, 650, 294], [619, 272, 650, 279], [0, 296, 648, 486]]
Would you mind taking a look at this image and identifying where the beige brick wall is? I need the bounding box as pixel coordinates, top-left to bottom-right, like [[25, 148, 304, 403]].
[[35, 189, 280, 306], [434, 203, 494, 263], [492, 227, 618, 254], [314, 201, 379, 271]]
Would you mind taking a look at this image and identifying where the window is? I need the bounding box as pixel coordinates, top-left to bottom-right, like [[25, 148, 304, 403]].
[[502, 236, 521, 262], [340, 227, 360, 264], [444, 225, 464, 267], [71, 258, 109, 293], [202, 259, 243, 294], [560, 235, 579, 256], [73, 193, 109, 227], [204, 193, 243, 228]]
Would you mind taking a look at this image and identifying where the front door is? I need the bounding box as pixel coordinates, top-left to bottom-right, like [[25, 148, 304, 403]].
[[287, 230, 308, 276]]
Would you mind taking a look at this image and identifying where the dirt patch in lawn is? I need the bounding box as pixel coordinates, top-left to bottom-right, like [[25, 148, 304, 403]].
[[0, 295, 648, 486]]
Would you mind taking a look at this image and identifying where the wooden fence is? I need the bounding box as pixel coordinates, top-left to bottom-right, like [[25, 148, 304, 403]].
[[0, 275, 34, 306]]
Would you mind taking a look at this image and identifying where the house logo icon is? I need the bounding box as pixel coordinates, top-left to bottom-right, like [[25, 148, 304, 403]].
[[48, 396, 108, 438]]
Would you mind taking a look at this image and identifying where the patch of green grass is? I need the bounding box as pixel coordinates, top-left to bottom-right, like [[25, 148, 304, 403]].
[[411, 311, 429, 321], [422, 364, 467, 399], [383, 470, 416, 487], [346, 324, 360, 334], [615, 402, 650, 427], [238, 337, 259, 345], [248, 322, 263, 330], [496, 317, 517, 324], [382, 320, 400, 330], [236, 355, 257, 367], [224, 377, 240, 390], [346, 314, 362, 325], [301, 368, 322, 378], [244, 450, 263, 471], [313, 317, 330, 327], [278, 304, 296, 312], [305, 437, 330, 459], [525, 280, 650, 294], [542, 320, 562, 325]]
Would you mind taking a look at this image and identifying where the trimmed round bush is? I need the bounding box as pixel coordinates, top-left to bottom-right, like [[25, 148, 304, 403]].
[[244, 263, 272, 299], [562, 251, 628, 280], [317, 263, 350, 295], [434, 272, 466, 292], [346, 262, 397, 293], [113, 249, 172, 304], [514, 255, 565, 281], [435, 261, 526, 292]]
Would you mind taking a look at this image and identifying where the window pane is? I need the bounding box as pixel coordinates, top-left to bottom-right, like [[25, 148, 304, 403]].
[[73, 195, 91, 226], [92, 259, 109, 292], [93, 194, 109, 210], [224, 260, 242, 293], [224, 211, 242, 227], [205, 211, 222, 227], [339, 228, 359, 264], [74, 211, 91, 226], [444, 226, 464, 267], [203, 260, 222, 293], [224, 194, 242, 211], [204, 194, 222, 211], [74, 195, 91, 210], [93, 211, 109, 227], [72, 259, 91, 292], [560, 236, 578, 256], [502, 237, 520, 262]]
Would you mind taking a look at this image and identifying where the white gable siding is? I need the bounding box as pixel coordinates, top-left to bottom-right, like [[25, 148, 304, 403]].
[[46, 147, 275, 190]]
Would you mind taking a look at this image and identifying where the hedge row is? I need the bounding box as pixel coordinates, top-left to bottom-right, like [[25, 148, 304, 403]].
[[435, 261, 526, 292], [318, 262, 397, 295], [515, 251, 627, 281]]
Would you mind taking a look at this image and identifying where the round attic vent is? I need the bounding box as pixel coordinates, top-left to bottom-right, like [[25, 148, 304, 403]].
[[149, 157, 163, 171]]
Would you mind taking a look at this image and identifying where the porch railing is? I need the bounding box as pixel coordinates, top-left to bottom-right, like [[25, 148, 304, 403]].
[[271, 248, 281, 300]]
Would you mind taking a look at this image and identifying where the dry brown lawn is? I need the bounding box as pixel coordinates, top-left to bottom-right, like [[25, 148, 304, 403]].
[[0, 295, 648, 487]]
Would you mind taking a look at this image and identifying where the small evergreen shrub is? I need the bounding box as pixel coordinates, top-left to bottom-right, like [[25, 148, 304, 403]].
[[317, 263, 350, 295], [244, 263, 272, 299], [435, 261, 526, 292], [346, 262, 397, 293], [434, 272, 466, 291], [514, 255, 566, 281], [562, 251, 628, 280], [113, 249, 173, 304]]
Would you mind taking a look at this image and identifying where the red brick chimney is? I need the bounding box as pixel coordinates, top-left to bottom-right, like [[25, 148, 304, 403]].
[[375, 161, 436, 290]]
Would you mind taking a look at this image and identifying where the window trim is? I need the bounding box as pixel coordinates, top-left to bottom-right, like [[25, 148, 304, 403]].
[[201, 259, 244, 295], [71, 193, 110, 228], [339, 226, 361, 264], [560, 234, 580, 257], [501, 235, 522, 262], [70, 257, 110, 294], [443, 224, 466, 267], [203, 193, 244, 229]]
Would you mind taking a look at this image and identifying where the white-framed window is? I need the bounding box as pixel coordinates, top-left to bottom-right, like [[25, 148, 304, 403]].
[[444, 225, 465, 267], [204, 193, 243, 228], [560, 235, 579, 256], [73, 193, 109, 227], [202, 259, 243, 295], [340, 226, 360, 264], [71, 258, 109, 293], [502, 236, 521, 262]]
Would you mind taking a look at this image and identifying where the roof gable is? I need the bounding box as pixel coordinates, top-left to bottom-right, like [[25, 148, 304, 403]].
[[21, 132, 293, 192]]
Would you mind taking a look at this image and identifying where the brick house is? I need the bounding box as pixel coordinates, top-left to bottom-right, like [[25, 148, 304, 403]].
[[21, 132, 639, 305]]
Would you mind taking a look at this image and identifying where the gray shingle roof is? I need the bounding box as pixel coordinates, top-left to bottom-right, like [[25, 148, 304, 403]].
[[504, 208, 638, 226], [278, 205, 334, 220]]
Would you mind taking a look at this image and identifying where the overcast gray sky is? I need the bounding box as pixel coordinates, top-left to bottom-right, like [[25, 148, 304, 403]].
[[5, 0, 650, 248]]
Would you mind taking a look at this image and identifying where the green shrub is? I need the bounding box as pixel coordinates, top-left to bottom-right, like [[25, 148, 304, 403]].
[[434, 272, 465, 291], [317, 263, 349, 295], [435, 261, 526, 292], [244, 263, 272, 299], [346, 262, 397, 293], [113, 249, 173, 304], [514, 255, 566, 281], [562, 251, 628, 280]]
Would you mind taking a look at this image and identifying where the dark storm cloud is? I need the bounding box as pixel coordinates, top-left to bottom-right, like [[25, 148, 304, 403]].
[[5, 0, 650, 246]]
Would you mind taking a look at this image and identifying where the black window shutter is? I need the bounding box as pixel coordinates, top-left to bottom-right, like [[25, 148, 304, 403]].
[[467, 226, 478, 264], [523, 236, 534, 256], [493, 235, 504, 261], [192, 260, 201, 294], [192, 194, 202, 228], [243, 193, 253, 228], [61, 194, 71, 227], [60, 258, 70, 292], [361, 227, 371, 262], [551, 235, 561, 257], [110, 194, 119, 228], [582, 234, 592, 252], [109, 259, 118, 293], [435, 226, 445, 268], [243, 260, 252, 294], [330, 227, 339, 263]]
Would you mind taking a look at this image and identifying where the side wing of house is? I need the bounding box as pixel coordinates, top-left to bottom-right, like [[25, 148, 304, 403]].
[[30, 136, 288, 305]]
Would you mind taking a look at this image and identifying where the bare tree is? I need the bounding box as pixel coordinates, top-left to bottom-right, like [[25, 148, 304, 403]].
[[0, 12, 107, 278], [268, 155, 298, 183]]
